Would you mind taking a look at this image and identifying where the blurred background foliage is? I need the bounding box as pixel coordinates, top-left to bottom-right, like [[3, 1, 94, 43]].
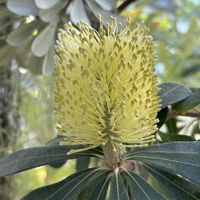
[[0, 0, 200, 199]]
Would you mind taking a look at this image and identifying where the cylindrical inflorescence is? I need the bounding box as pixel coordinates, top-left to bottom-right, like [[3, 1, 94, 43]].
[[54, 17, 161, 154]]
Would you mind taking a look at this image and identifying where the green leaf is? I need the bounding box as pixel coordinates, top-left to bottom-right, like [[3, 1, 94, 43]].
[[0, 145, 102, 176], [109, 171, 130, 200], [0, 7, 12, 19], [35, 0, 60, 9], [0, 44, 16, 66], [124, 171, 166, 200], [158, 82, 191, 109], [76, 157, 90, 171], [146, 165, 200, 200], [173, 88, 200, 112], [158, 133, 195, 142], [165, 118, 181, 134], [183, 65, 200, 77], [31, 20, 57, 57], [88, 173, 110, 200], [78, 170, 110, 200], [125, 142, 200, 185], [42, 44, 55, 75], [86, 0, 125, 24], [46, 137, 68, 168], [7, 0, 39, 16], [157, 107, 168, 128], [39, 1, 63, 23], [70, 0, 90, 24], [22, 168, 103, 200], [7, 21, 38, 47], [26, 53, 43, 74]]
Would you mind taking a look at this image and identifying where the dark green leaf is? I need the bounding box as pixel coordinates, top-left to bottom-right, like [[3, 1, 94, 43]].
[[157, 107, 168, 128], [146, 165, 200, 200], [88, 173, 110, 200], [183, 65, 200, 77], [47, 137, 68, 168], [22, 168, 103, 200], [158, 82, 191, 109], [158, 133, 195, 142], [173, 88, 200, 112], [124, 171, 166, 200], [78, 170, 110, 200], [76, 157, 90, 171], [165, 118, 181, 134], [125, 142, 200, 185], [46, 136, 66, 146], [109, 171, 130, 200], [0, 145, 102, 176]]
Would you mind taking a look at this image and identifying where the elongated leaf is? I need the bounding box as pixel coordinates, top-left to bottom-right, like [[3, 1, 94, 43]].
[[7, 21, 38, 47], [165, 117, 181, 134], [109, 171, 130, 200], [0, 7, 12, 19], [146, 165, 200, 200], [86, 0, 125, 24], [7, 0, 39, 16], [46, 136, 65, 146], [125, 171, 166, 200], [22, 168, 103, 200], [39, 1, 63, 23], [125, 141, 200, 185], [35, 0, 60, 9], [42, 43, 55, 75], [46, 136, 68, 168], [26, 53, 43, 74], [158, 82, 191, 109], [0, 145, 102, 176], [173, 88, 200, 112], [0, 18, 15, 33], [157, 107, 168, 128], [31, 20, 57, 57], [76, 157, 90, 171], [0, 44, 16, 66], [158, 133, 195, 142], [70, 0, 90, 24], [88, 173, 110, 200], [78, 170, 110, 200]]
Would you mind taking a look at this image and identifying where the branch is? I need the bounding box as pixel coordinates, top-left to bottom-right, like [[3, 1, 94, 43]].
[[170, 110, 200, 119], [117, 0, 138, 12]]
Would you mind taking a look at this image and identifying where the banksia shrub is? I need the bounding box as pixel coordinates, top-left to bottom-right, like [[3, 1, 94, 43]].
[[0, 16, 199, 200]]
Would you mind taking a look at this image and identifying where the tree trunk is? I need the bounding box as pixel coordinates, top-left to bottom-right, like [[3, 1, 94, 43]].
[[0, 64, 20, 200]]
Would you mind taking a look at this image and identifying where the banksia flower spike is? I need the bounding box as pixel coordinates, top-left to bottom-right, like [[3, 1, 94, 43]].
[[54, 16, 160, 155]]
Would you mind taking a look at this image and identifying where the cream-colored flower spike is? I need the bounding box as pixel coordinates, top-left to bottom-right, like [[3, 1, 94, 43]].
[[54, 16, 161, 154]]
